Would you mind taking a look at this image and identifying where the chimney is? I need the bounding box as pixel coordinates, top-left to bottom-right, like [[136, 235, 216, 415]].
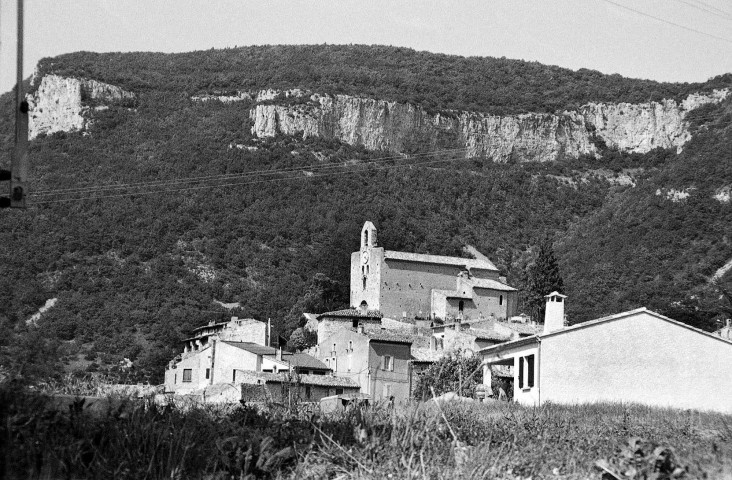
[[357, 323, 364, 334], [543, 292, 567, 334], [267, 318, 271, 346], [276, 346, 282, 361]]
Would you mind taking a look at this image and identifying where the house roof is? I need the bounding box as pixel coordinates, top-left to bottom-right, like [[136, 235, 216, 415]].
[[317, 309, 383, 320], [384, 250, 498, 271], [191, 321, 229, 333], [363, 330, 414, 344], [499, 321, 541, 336], [236, 371, 359, 388], [411, 347, 444, 362], [281, 353, 329, 370], [480, 307, 732, 357], [224, 342, 277, 355], [468, 329, 512, 342]]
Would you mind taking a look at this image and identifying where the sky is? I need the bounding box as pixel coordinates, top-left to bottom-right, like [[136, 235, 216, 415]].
[[0, 0, 731, 93]]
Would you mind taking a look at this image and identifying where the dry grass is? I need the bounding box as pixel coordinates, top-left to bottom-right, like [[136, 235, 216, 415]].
[[1, 382, 730, 479]]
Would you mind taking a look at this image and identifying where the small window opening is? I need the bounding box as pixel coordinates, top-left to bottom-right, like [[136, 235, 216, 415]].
[[363, 277, 367, 290], [183, 369, 192, 383], [205, 368, 210, 379], [499, 295, 503, 306], [232, 370, 236, 382], [336, 388, 344, 395], [363, 230, 369, 246], [458, 300, 464, 312]]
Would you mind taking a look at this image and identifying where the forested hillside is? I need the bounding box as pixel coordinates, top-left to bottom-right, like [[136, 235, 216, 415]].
[[0, 45, 730, 383]]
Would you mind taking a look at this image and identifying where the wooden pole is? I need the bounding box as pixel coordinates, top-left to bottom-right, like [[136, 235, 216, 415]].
[[10, 0, 27, 208]]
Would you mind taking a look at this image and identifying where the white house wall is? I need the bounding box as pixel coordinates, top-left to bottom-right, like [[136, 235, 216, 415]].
[[540, 312, 732, 413], [212, 342, 259, 384]]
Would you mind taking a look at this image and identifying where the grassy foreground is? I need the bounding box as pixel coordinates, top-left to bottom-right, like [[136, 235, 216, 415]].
[[1, 384, 730, 479]]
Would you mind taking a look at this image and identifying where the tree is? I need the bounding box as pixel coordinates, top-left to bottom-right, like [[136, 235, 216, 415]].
[[412, 351, 482, 400], [287, 327, 318, 351], [282, 273, 347, 336], [526, 238, 564, 322]]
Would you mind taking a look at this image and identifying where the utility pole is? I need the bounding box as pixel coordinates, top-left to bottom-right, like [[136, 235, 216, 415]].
[[1, 0, 28, 209]]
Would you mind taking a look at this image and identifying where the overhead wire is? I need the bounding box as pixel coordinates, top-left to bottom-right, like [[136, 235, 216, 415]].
[[27, 150, 476, 206], [600, 0, 732, 44], [685, 0, 732, 18], [671, 0, 732, 21], [30, 147, 472, 196]]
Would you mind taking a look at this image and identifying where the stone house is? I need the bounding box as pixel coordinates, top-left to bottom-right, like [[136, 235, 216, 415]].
[[316, 325, 413, 401], [315, 307, 383, 344], [479, 292, 732, 413], [235, 371, 360, 403], [351, 221, 517, 321], [164, 318, 328, 394]]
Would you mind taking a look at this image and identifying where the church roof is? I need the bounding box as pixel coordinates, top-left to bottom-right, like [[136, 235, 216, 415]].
[[469, 278, 517, 292], [383, 250, 498, 271]]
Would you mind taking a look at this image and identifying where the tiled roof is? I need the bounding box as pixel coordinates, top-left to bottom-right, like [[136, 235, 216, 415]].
[[500, 322, 541, 335], [468, 329, 511, 342], [191, 321, 229, 333], [384, 250, 498, 271], [224, 342, 277, 355], [282, 353, 329, 370], [468, 278, 517, 292], [411, 347, 444, 362], [317, 309, 383, 319], [298, 374, 360, 388], [235, 370, 359, 388], [363, 329, 414, 344]]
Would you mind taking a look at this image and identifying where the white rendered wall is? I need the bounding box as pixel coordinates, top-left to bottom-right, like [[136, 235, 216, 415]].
[[540, 312, 732, 413]]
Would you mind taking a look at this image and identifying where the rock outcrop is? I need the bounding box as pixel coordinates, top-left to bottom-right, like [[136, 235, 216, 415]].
[[28, 74, 135, 140], [250, 89, 730, 162]]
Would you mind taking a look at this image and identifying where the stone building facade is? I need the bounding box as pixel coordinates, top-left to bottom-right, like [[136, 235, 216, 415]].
[[350, 221, 518, 321]]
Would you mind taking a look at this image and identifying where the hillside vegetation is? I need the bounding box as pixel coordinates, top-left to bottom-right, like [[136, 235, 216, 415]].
[[0, 45, 730, 382]]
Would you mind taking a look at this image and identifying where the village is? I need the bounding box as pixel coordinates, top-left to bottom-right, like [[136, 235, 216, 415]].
[[163, 221, 732, 414]]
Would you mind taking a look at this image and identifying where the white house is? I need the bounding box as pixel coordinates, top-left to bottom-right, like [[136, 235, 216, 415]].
[[479, 292, 732, 414]]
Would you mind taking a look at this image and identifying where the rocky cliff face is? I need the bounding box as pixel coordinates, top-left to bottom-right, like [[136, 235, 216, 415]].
[[28, 75, 135, 140], [250, 89, 730, 162]]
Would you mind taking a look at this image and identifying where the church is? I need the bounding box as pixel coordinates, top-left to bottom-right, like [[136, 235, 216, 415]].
[[350, 221, 518, 321]]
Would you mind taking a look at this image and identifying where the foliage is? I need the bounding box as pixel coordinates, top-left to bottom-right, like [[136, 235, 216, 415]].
[[287, 327, 318, 351], [412, 351, 483, 400], [526, 238, 565, 321], [1, 383, 730, 479], [34, 45, 729, 116], [0, 46, 730, 381]]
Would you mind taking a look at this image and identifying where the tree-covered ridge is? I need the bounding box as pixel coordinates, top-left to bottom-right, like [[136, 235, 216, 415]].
[[0, 46, 730, 383], [36, 45, 731, 116]]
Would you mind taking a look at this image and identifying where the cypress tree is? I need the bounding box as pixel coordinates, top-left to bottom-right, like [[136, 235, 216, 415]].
[[527, 238, 564, 322]]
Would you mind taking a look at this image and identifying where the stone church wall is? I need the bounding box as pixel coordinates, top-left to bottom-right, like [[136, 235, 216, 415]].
[[379, 260, 462, 319]]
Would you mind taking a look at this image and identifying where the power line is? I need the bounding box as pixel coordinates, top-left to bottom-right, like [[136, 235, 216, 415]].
[[671, 0, 732, 21], [30, 147, 469, 196], [687, 0, 732, 18], [27, 152, 473, 206], [600, 0, 732, 44]]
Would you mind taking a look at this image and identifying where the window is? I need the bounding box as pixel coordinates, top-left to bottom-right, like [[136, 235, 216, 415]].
[[518, 357, 524, 388], [499, 295, 503, 306], [458, 300, 464, 312], [363, 277, 367, 290], [363, 230, 369, 246], [336, 388, 344, 395], [182, 369, 192, 383], [205, 368, 210, 379], [527, 354, 535, 388], [174, 374, 177, 384], [518, 355, 535, 389], [383, 355, 394, 371], [305, 386, 311, 398], [233, 370, 236, 382]]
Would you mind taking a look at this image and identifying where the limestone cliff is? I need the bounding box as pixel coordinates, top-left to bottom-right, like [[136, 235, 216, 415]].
[[28, 75, 135, 140], [250, 89, 729, 162]]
